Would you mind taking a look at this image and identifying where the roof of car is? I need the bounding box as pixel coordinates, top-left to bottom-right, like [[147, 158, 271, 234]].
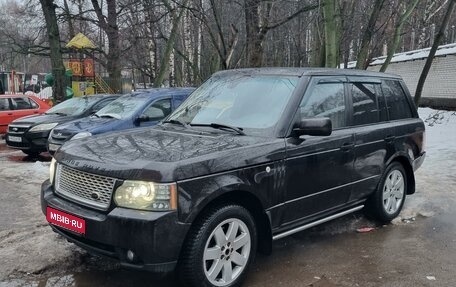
[[213, 68, 401, 79], [129, 87, 195, 98], [0, 94, 33, 98], [87, 94, 121, 99]]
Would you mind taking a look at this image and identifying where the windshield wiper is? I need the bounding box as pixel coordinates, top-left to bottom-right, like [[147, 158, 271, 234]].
[[97, 113, 121, 119], [190, 123, 245, 136], [162, 119, 189, 128]]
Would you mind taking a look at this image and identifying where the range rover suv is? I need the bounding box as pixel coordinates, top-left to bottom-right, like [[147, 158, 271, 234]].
[[41, 68, 425, 287]]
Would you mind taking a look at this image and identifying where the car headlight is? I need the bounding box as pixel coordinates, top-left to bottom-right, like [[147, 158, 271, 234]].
[[29, 123, 58, 132], [71, 132, 92, 140], [49, 158, 57, 185], [114, 181, 177, 211]]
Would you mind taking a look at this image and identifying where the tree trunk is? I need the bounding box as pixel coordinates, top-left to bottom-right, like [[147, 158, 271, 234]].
[[244, 0, 263, 67], [380, 0, 420, 72], [415, 0, 456, 107], [323, 0, 338, 68], [356, 0, 385, 70], [91, 0, 122, 93], [39, 0, 66, 102], [63, 0, 75, 39], [154, 0, 187, 87]]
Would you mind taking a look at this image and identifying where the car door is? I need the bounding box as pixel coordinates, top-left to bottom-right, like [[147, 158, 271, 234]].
[[346, 77, 395, 202], [282, 76, 355, 225], [138, 98, 172, 127], [0, 97, 13, 133]]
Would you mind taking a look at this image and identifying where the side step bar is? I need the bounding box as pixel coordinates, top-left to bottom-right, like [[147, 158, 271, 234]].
[[272, 205, 364, 240]]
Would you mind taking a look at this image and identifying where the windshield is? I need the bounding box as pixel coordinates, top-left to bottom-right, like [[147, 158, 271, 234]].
[[95, 94, 149, 119], [46, 97, 99, 116], [167, 74, 298, 133]]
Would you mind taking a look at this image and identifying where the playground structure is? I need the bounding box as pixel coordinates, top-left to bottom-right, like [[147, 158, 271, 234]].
[[65, 33, 114, 97]]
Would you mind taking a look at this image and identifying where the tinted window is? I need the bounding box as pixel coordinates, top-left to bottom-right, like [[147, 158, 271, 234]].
[[350, 83, 379, 125], [382, 80, 413, 120], [300, 83, 346, 129], [0, 98, 10, 111], [142, 99, 172, 121], [11, 97, 33, 110]]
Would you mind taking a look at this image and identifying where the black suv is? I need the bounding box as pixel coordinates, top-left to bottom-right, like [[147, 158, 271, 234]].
[[6, 94, 118, 156], [41, 68, 425, 287]]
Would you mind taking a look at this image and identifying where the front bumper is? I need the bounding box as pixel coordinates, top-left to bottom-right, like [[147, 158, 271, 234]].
[[5, 130, 50, 152], [41, 180, 190, 273]]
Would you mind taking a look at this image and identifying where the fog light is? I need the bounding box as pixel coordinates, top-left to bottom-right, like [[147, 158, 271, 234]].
[[127, 250, 135, 261]]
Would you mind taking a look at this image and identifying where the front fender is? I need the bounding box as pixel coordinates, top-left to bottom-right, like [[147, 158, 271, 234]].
[[177, 165, 274, 223]]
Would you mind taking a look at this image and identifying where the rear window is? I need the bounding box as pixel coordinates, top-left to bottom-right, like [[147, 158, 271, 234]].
[[0, 98, 10, 111], [381, 80, 413, 120]]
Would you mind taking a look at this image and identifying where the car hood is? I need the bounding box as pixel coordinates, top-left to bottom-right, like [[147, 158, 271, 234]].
[[11, 114, 79, 126], [55, 127, 286, 182], [53, 116, 122, 135]]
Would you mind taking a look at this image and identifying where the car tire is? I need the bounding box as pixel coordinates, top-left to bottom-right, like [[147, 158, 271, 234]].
[[366, 162, 407, 223], [178, 204, 257, 287]]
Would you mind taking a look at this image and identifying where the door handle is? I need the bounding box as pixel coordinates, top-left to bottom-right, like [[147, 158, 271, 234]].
[[384, 135, 396, 143], [7, 113, 13, 115], [340, 142, 355, 151]]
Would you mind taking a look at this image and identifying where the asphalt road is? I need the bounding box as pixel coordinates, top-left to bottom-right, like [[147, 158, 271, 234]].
[[0, 120, 455, 287]]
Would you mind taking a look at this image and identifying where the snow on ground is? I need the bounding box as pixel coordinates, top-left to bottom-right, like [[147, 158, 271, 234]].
[[396, 108, 456, 223]]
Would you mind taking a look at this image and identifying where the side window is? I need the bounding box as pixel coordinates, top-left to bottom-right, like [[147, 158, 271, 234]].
[[11, 97, 33, 110], [29, 98, 39, 109], [142, 99, 172, 121], [0, 98, 10, 111], [382, 80, 413, 120], [350, 83, 379, 125], [173, 95, 185, 109], [300, 83, 346, 129]]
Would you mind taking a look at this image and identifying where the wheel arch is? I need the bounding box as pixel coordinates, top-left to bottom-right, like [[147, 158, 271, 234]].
[[387, 154, 415, 195], [183, 190, 273, 255]]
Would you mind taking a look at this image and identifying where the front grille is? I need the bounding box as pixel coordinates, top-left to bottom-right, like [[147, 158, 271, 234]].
[[7, 141, 30, 148], [50, 130, 73, 142], [8, 125, 30, 134], [55, 164, 117, 210]]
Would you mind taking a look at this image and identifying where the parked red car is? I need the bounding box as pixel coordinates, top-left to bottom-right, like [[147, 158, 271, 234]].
[[0, 95, 51, 134]]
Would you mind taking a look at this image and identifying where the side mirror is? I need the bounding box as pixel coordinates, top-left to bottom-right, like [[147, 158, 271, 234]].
[[293, 117, 332, 137], [135, 115, 150, 126]]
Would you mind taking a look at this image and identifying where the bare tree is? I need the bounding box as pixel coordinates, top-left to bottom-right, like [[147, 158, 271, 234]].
[[39, 0, 66, 102], [380, 0, 420, 72], [415, 0, 456, 106], [355, 0, 385, 69]]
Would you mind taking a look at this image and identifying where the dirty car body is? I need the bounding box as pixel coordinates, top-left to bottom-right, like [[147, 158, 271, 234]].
[[41, 68, 425, 287]]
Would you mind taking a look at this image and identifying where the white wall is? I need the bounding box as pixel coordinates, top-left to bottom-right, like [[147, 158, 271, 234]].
[[368, 55, 456, 99]]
